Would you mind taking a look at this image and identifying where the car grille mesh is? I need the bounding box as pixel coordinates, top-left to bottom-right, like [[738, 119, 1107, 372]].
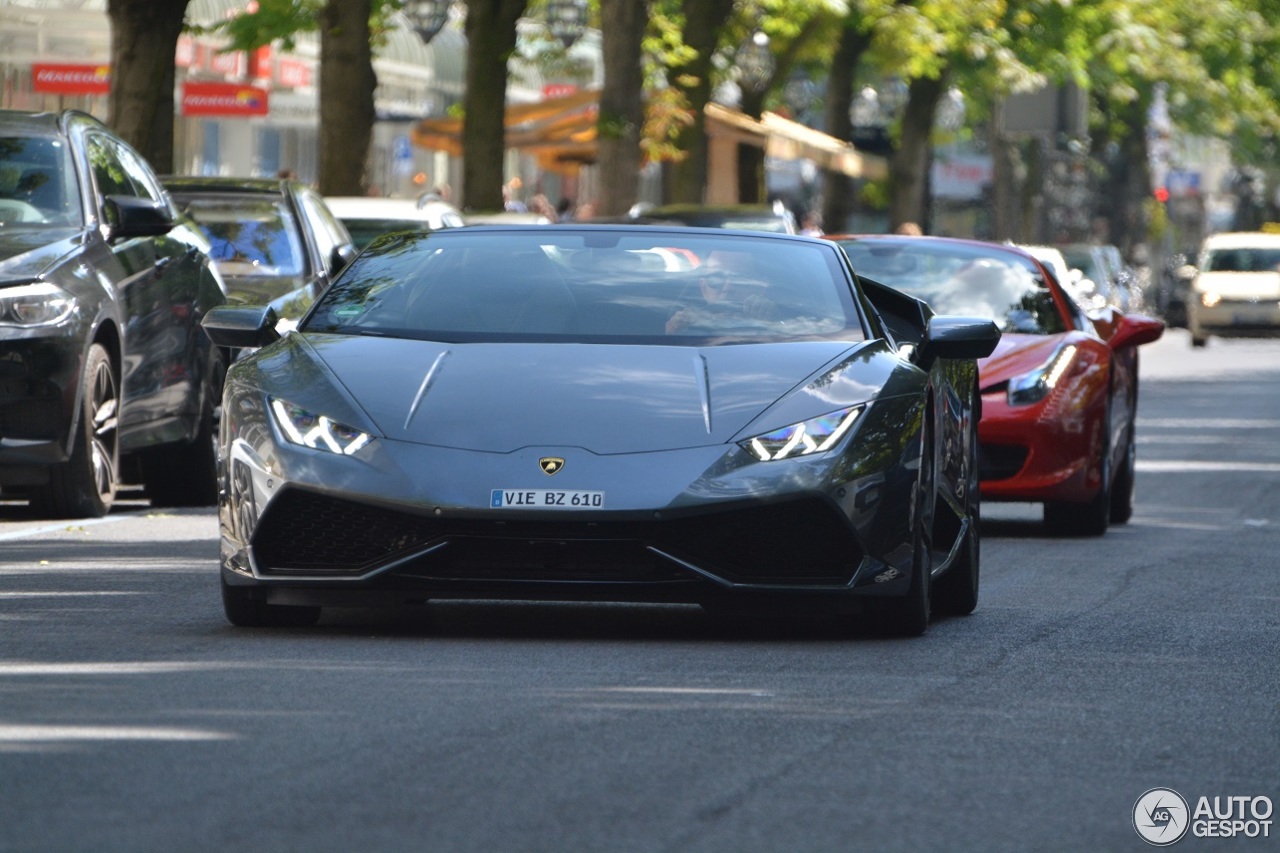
[[251, 489, 861, 585], [979, 443, 1029, 481]]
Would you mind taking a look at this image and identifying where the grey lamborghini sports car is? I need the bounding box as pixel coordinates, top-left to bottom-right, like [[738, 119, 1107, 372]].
[[202, 225, 999, 634]]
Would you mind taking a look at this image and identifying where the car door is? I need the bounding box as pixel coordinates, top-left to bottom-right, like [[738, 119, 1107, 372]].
[[84, 132, 200, 445]]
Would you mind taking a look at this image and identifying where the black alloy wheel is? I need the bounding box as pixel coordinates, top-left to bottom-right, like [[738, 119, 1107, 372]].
[[36, 343, 119, 518], [934, 390, 981, 616], [876, 410, 936, 636]]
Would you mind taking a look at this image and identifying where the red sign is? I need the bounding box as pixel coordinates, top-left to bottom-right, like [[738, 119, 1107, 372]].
[[181, 81, 269, 117], [32, 63, 111, 95], [175, 36, 197, 69], [276, 58, 312, 89], [542, 84, 578, 100]]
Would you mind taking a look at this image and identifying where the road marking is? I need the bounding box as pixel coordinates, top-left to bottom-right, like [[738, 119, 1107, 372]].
[[0, 724, 235, 742], [0, 512, 142, 543], [1137, 460, 1280, 473], [1138, 418, 1280, 429]]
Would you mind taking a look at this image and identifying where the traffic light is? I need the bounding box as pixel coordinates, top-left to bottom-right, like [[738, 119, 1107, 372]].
[[1154, 186, 1170, 203]]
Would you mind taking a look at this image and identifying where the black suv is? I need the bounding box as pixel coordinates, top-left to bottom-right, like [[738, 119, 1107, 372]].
[[0, 110, 227, 517]]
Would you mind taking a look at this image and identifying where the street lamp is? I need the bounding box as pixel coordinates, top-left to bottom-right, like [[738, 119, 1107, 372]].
[[546, 0, 589, 50], [736, 30, 774, 95], [849, 78, 907, 156], [404, 0, 451, 46]]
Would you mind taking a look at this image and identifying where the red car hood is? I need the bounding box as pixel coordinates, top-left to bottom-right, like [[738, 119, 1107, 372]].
[[978, 333, 1065, 389]]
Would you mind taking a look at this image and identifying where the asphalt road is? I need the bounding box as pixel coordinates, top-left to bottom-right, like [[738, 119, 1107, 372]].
[[2, 328, 1277, 852]]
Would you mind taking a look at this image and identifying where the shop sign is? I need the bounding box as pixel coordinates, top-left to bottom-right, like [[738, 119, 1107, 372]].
[[175, 36, 197, 68], [277, 58, 313, 89], [542, 83, 578, 100], [32, 63, 111, 95], [182, 81, 269, 117]]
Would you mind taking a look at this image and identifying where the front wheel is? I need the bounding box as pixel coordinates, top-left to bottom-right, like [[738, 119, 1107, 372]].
[[873, 417, 935, 636], [34, 343, 118, 518], [1109, 432, 1137, 524]]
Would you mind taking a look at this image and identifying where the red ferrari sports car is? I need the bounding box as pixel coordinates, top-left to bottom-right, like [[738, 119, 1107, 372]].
[[832, 235, 1164, 535]]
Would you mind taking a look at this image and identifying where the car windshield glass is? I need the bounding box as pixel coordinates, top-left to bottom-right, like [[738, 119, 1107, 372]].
[[0, 136, 83, 227], [1205, 247, 1280, 272], [303, 229, 863, 345], [343, 218, 432, 251], [177, 196, 305, 276], [840, 239, 1066, 335]]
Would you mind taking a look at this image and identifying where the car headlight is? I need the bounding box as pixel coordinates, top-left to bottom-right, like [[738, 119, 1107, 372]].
[[1200, 291, 1221, 307], [270, 398, 372, 455], [739, 406, 862, 462], [1007, 344, 1077, 406], [0, 282, 76, 326]]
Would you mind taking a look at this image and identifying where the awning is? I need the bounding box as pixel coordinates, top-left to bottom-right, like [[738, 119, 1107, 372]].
[[412, 90, 887, 180]]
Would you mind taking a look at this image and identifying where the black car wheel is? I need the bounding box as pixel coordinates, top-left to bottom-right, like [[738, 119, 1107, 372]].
[[876, 413, 936, 636], [142, 350, 225, 507], [1109, 428, 1137, 525], [36, 343, 118, 518], [221, 578, 321, 628], [934, 397, 980, 616]]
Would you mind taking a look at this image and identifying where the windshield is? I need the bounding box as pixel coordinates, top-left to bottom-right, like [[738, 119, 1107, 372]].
[[0, 135, 83, 227], [1204, 247, 1280, 272], [838, 238, 1067, 335], [175, 195, 305, 277], [304, 229, 863, 345]]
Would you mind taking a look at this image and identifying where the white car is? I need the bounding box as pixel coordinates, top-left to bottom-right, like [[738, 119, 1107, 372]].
[[1020, 244, 1101, 312], [1186, 231, 1280, 347], [325, 196, 466, 250]]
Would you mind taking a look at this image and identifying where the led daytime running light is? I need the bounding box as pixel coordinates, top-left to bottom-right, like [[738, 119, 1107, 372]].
[[742, 406, 862, 462], [270, 398, 372, 455]]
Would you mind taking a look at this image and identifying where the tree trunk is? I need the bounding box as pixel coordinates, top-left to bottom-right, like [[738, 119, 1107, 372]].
[[822, 20, 873, 233], [1110, 103, 1153, 257], [318, 0, 376, 196], [596, 0, 646, 217], [888, 74, 944, 231], [662, 0, 735, 204], [462, 0, 527, 212], [106, 0, 189, 172]]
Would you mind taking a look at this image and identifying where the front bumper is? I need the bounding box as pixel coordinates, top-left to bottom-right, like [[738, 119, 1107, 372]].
[[0, 335, 80, 484], [976, 390, 1102, 505], [1188, 298, 1280, 338], [218, 427, 922, 607]]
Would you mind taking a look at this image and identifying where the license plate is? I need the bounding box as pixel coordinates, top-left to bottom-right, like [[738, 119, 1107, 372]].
[[490, 489, 606, 509]]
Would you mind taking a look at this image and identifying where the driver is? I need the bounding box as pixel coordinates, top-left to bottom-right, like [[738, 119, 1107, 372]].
[[666, 249, 774, 334]]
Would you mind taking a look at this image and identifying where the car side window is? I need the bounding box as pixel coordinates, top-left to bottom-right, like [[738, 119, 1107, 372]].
[[85, 134, 135, 200], [296, 187, 348, 269]]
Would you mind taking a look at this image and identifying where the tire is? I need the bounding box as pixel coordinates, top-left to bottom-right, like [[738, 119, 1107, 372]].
[[875, 413, 935, 636], [1109, 432, 1137, 524], [34, 343, 118, 518], [221, 578, 321, 628], [1044, 396, 1112, 537], [934, 398, 980, 616], [142, 350, 225, 507]]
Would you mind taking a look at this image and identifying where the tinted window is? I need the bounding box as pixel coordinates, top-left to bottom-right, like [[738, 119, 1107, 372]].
[[1205, 247, 1280, 272], [0, 135, 82, 226], [177, 195, 305, 276], [305, 230, 863, 345]]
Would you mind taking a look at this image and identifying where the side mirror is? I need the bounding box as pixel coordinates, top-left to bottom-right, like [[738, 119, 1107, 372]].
[[1175, 264, 1198, 281], [105, 195, 175, 239], [1105, 312, 1165, 351], [329, 244, 357, 275], [202, 305, 282, 349], [918, 315, 1002, 367]]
